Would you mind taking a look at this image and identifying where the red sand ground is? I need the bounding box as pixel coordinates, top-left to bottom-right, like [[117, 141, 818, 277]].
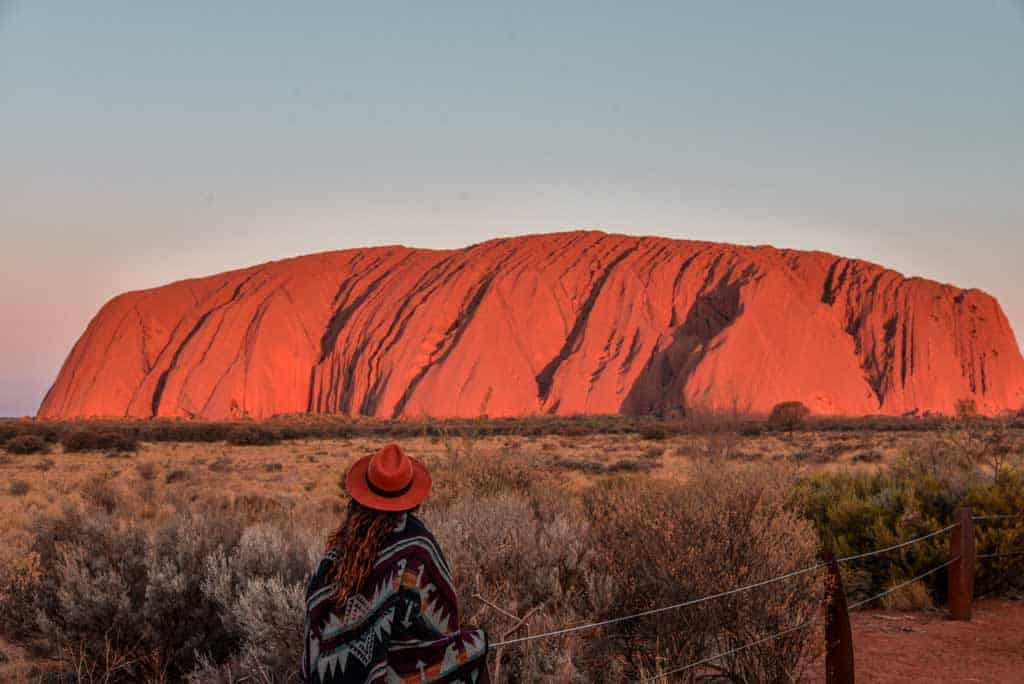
[[39, 231, 1024, 420], [846, 600, 1024, 683]]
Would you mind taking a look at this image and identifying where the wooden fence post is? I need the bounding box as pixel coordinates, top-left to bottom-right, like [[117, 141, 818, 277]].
[[948, 506, 975, 620], [823, 552, 855, 684]]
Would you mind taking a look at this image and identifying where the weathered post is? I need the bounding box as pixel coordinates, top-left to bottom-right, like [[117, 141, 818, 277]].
[[823, 552, 855, 684], [948, 506, 975, 620]]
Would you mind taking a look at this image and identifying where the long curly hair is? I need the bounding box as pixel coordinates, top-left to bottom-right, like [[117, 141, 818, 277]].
[[325, 499, 406, 606]]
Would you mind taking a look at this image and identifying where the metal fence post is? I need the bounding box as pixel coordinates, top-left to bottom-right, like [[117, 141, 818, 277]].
[[948, 506, 975, 620], [823, 552, 855, 684]]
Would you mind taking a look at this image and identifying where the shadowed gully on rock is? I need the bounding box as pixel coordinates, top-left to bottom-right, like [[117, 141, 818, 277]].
[[38, 231, 1024, 420]]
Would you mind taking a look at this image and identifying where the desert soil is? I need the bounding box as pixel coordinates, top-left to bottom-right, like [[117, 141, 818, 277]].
[[842, 599, 1024, 683]]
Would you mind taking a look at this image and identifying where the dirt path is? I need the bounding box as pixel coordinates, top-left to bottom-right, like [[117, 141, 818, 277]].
[[847, 599, 1024, 683]]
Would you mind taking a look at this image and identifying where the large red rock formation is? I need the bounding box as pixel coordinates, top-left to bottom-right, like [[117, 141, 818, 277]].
[[38, 232, 1024, 420]]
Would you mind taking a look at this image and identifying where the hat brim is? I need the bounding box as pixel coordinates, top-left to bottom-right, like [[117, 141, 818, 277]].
[[346, 453, 432, 512]]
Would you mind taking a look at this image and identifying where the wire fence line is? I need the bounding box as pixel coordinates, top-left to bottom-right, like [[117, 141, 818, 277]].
[[835, 523, 959, 564], [483, 512, 1024, 681], [973, 514, 1024, 521], [847, 557, 959, 611], [489, 521, 971, 650], [640, 551, 965, 681], [639, 614, 820, 682], [977, 551, 1024, 560], [489, 563, 826, 648]]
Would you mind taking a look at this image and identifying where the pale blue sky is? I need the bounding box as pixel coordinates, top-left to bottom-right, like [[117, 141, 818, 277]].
[[1, 1, 1022, 416]]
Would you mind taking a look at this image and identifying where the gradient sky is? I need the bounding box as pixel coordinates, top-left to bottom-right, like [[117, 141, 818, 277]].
[[2, 1, 1022, 417]]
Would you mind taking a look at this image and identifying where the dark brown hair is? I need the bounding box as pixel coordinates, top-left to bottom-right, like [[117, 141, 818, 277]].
[[325, 499, 405, 605]]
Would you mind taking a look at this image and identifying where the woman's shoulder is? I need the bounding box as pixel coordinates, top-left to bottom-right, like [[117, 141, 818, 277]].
[[377, 514, 453, 580]]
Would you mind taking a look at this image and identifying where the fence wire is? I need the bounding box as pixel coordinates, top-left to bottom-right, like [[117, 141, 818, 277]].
[[491, 520, 965, 649], [835, 523, 959, 564], [847, 557, 959, 610], [640, 616, 819, 682], [489, 563, 825, 648], [977, 551, 1024, 560]]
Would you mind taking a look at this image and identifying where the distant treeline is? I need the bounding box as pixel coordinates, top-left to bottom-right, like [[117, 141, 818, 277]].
[[3, 410, 1023, 449]]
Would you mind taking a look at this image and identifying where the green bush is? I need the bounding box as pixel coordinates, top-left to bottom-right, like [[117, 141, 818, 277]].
[[793, 456, 1024, 602]]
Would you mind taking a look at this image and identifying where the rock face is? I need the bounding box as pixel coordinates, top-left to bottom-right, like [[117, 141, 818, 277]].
[[39, 232, 1024, 420]]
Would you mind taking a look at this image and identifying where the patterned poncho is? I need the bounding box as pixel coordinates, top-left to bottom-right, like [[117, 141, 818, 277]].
[[302, 514, 490, 684]]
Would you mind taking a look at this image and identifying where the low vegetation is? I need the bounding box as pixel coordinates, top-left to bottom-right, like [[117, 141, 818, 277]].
[[0, 415, 1020, 682], [61, 428, 138, 454]]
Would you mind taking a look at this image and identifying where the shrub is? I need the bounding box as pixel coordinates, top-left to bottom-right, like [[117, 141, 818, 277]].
[[209, 457, 234, 473], [427, 493, 604, 682], [225, 427, 281, 447], [853, 450, 883, 464], [584, 465, 822, 681], [10, 503, 317, 682], [955, 398, 978, 419], [739, 424, 765, 437], [642, 446, 664, 460], [769, 402, 811, 433], [5, 434, 50, 455], [165, 469, 192, 484], [639, 425, 669, 441], [263, 462, 283, 473], [80, 475, 119, 514], [62, 429, 138, 453], [136, 462, 157, 481], [8, 480, 30, 496], [794, 455, 1024, 602]]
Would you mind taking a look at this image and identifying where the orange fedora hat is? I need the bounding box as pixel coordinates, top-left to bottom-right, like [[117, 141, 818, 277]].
[[346, 443, 431, 512]]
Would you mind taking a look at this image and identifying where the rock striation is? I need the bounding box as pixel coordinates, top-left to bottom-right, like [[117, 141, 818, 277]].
[[38, 231, 1024, 419]]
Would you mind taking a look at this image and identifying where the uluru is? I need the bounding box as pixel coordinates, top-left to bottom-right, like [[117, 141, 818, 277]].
[[38, 231, 1024, 420]]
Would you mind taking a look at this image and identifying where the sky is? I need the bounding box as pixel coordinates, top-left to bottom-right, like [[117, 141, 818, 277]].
[[1, 1, 1022, 417]]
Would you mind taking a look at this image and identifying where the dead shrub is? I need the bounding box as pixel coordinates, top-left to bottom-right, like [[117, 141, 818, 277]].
[[8, 479, 30, 496]]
